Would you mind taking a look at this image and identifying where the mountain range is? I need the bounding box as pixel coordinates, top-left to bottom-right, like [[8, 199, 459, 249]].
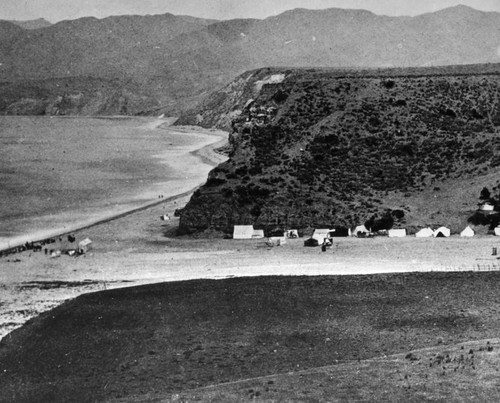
[[1, 5, 500, 115]]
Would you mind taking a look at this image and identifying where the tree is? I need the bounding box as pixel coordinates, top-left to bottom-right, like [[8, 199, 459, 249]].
[[480, 187, 491, 200]]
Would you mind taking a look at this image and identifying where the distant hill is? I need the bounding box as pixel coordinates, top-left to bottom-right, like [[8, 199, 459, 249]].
[[6, 18, 52, 30], [1, 6, 500, 116], [0, 76, 159, 116], [177, 64, 500, 235]]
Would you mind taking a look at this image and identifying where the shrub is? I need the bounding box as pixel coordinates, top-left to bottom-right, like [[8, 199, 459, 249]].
[[382, 79, 396, 89], [480, 187, 491, 200], [205, 177, 226, 187]]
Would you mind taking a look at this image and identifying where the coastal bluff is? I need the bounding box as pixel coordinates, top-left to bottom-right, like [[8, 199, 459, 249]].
[[177, 65, 500, 235]]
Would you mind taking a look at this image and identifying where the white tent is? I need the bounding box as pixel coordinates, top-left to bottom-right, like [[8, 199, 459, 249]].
[[460, 226, 475, 237], [388, 229, 406, 238], [233, 225, 255, 239], [312, 228, 331, 244], [495, 227, 500, 236], [353, 225, 369, 237], [415, 227, 434, 238], [433, 227, 451, 238], [285, 229, 299, 238]]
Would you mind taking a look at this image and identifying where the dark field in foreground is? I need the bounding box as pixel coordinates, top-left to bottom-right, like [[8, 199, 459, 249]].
[[2, 272, 500, 402]]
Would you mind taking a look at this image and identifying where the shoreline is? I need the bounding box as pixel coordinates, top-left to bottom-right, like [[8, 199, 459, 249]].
[[0, 122, 228, 254]]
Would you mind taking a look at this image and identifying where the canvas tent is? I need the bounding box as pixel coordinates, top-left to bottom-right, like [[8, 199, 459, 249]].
[[433, 227, 451, 238], [285, 229, 299, 238], [495, 227, 500, 236], [233, 225, 265, 239], [353, 225, 369, 237], [233, 225, 255, 239], [312, 228, 331, 244], [415, 227, 434, 238], [460, 226, 475, 237], [388, 229, 406, 238]]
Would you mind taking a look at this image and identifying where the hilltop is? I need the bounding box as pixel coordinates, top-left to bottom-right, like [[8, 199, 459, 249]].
[[1, 6, 500, 115], [177, 64, 500, 235], [5, 18, 52, 30]]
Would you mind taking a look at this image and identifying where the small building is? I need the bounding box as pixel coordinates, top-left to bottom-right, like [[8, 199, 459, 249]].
[[479, 202, 495, 212], [78, 238, 92, 254]]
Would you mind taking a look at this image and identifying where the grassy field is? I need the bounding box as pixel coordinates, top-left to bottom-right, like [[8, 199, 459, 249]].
[[2, 271, 500, 402]]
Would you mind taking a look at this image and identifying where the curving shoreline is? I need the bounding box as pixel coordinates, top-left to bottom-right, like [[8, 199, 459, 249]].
[[0, 122, 228, 254]]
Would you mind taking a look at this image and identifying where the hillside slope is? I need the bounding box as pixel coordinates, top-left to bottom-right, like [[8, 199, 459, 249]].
[[177, 65, 500, 235], [0, 77, 159, 116]]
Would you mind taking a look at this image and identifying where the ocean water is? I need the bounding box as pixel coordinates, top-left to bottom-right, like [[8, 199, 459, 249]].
[[0, 116, 218, 248]]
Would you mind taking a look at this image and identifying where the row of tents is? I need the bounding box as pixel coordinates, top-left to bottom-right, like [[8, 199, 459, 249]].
[[314, 225, 481, 240], [233, 224, 489, 242]]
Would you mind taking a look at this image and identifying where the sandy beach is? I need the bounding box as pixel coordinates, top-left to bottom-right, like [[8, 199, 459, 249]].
[[0, 117, 227, 251]]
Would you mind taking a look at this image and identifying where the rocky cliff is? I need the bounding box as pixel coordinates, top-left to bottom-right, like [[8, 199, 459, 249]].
[[177, 65, 500, 235]]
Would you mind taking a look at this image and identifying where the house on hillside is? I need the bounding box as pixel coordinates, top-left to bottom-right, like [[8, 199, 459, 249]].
[[479, 201, 495, 212]]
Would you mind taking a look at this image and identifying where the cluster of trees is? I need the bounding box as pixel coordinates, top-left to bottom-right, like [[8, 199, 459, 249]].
[[468, 187, 500, 229]]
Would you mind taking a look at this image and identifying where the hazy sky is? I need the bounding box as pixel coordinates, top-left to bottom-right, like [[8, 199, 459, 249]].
[[2, 0, 500, 22]]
